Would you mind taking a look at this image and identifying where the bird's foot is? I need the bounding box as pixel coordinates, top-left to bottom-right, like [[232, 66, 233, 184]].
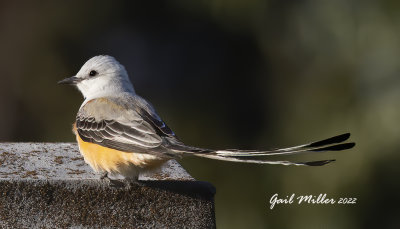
[[123, 177, 144, 189], [100, 172, 125, 188], [100, 171, 109, 180]]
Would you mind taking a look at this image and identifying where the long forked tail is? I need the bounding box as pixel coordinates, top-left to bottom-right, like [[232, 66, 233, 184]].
[[176, 133, 355, 166]]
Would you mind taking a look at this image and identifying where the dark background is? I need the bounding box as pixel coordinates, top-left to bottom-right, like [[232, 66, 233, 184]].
[[1, 1, 399, 228]]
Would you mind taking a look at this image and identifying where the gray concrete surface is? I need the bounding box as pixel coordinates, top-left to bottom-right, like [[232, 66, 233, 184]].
[[0, 143, 216, 228]]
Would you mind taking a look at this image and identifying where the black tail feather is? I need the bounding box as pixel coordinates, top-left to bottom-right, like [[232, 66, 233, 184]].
[[308, 133, 351, 147]]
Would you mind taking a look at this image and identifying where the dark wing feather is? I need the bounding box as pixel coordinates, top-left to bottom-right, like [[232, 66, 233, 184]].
[[134, 106, 176, 138]]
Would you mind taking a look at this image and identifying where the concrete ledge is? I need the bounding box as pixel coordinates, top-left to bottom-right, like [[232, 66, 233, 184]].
[[0, 143, 216, 228]]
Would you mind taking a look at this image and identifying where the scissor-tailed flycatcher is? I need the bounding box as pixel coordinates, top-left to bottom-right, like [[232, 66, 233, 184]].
[[59, 55, 355, 181]]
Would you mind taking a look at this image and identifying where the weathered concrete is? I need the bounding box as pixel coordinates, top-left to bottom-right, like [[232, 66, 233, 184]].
[[0, 143, 216, 228]]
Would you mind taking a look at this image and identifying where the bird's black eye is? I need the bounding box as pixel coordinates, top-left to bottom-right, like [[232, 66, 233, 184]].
[[89, 70, 98, 76]]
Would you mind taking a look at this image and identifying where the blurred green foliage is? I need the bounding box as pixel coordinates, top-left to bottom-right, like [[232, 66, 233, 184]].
[[0, 0, 399, 228]]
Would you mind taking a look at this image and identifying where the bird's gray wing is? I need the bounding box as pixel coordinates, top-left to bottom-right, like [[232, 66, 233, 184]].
[[76, 96, 179, 157]]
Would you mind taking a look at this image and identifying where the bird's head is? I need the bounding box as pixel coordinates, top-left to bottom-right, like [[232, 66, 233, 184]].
[[59, 55, 135, 99]]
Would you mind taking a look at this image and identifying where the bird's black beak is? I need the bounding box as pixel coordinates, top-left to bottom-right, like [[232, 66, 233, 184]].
[[58, 76, 80, 85]]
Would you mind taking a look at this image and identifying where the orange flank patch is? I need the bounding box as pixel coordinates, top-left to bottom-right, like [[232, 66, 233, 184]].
[[72, 123, 167, 177]]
